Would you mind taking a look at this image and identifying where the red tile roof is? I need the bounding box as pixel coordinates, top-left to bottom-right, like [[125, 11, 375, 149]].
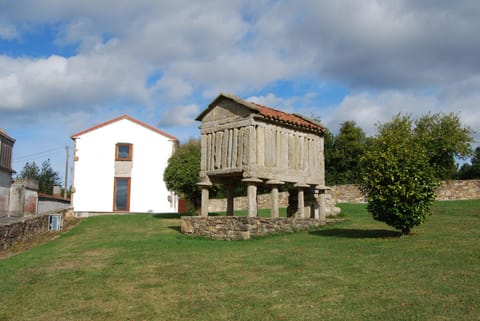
[[251, 103, 325, 132], [70, 115, 178, 141]]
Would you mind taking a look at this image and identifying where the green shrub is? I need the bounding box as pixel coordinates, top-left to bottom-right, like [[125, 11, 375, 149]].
[[360, 115, 439, 235]]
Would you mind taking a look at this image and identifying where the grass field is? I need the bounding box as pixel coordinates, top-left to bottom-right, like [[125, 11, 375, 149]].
[[0, 201, 479, 321]]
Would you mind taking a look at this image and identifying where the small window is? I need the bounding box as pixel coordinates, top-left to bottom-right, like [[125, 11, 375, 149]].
[[116, 143, 133, 161]]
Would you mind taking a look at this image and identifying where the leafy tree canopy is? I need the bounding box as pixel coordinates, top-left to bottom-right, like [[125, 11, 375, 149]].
[[414, 113, 474, 179], [457, 147, 480, 179], [329, 121, 367, 185], [163, 139, 201, 211], [17, 159, 62, 195]]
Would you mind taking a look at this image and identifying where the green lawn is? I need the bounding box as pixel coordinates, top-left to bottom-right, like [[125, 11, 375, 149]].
[[0, 201, 479, 321]]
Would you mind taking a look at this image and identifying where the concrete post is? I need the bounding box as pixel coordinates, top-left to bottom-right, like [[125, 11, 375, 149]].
[[225, 184, 235, 216], [242, 177, 262, 217], [266, 180, 284, 218]]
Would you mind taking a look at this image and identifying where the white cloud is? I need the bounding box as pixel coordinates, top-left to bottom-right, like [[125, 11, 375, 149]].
[[0, 24, 17, 40], [0, 53, 150, 112], [153, 76, 193, 101], [246, 92, 319, 114], [254, 0, 480, 89], [158, 104, 199, 127]]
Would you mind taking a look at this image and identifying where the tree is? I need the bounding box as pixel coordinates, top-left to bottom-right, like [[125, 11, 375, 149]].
[[323, 129, 337, 186], [414, 113, 474, 179], [329, 121, 367, 185], [163, 139, 202, 212], [17, 159, 62, 195], [457, 146, 480, 179], [360, 115, 439, 235]]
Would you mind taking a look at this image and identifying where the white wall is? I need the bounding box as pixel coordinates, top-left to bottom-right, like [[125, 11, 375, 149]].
[[0, 171, 11, 215], [72, 119, 177, 213]]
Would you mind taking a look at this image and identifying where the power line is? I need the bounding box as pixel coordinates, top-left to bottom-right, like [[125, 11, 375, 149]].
[[13, 146, 65, 163]]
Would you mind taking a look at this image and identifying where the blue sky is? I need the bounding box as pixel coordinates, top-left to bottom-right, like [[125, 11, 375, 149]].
[[1, 0, 479, 186]]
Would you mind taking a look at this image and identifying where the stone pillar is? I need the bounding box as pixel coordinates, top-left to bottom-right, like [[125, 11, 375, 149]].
[[298, 189, 305, 218], [198, 179, 212, 217], [294, 183, 309, 219], [242, 177, 262, 217], [266, 180, 284, 218], [319, 193, 326, 219], [225, 184, 235, 216], [312, 189, 319, 219], [201, 188, 209, 217], [316, 186, 328, 219]]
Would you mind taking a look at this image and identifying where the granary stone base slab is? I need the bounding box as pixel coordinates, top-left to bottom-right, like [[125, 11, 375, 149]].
[[181, 216, 341, 240]]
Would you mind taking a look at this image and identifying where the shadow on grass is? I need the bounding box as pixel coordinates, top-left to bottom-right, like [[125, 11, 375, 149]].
[[152, 213, 184, 219], [168, 226, 182, 233], [152, 212, 226, 219], [310, 228, 402, 239]]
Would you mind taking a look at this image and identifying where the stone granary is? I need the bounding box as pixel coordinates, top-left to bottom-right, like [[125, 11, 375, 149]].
[[196, 93, 328, 219]]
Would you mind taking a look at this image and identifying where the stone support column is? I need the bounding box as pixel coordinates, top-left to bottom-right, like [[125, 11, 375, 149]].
[[319, 193, 326, 219], [294, 183, 309, 219], [266, 180, 284, 218], [201, 188, 210, 217], [198, 179, 212, 217], [225, 184, 235, 216], [316, 186, 328, 219], [242, 177, 262, 217], [312, 189, 319, 219]]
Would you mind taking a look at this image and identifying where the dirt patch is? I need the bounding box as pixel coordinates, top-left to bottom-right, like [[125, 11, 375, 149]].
[[0, 216, 82, 260]]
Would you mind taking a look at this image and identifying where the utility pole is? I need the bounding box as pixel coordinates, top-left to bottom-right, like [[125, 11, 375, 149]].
[[64, 145, 69, 198]]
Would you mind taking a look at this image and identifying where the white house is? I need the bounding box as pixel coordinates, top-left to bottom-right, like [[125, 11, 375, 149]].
[[70, 115, 178, 215], [0, 128, 15, 216]]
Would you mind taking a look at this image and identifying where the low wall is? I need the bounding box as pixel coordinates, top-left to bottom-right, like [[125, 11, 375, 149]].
[[331, 179, 480, 204], [435, 180, 480, 200], [330, 184, 365, 203], [181, 216, 340, 240], [38, 193, 71, 214], [0, 214, 50, 251]]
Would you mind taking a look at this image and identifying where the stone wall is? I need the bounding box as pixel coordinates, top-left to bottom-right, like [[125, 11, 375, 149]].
[[209, 191, 340, 216], [330, 184, 366, 203], [329, 179, 480, 204], [181, 216, 339, 240], [435, 179, 480, 200], [0, 214, 50, 251]]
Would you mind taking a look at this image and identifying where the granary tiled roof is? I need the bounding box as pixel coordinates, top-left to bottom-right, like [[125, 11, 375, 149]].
[[251, 103, 325, 132], [197, 92, 326, 133], [70, 115, 178, 141]]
